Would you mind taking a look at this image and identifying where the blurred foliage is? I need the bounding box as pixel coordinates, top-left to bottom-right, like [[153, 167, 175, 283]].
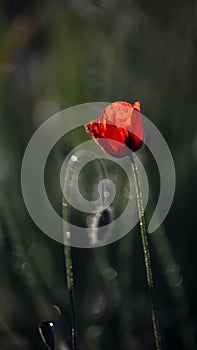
[[0, 0, 197, 349]]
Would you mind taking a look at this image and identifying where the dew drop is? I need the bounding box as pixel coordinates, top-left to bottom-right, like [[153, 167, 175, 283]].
[[103, 191, 110, 198], [66, 231, 71, 239], [71, 155, 78, 162]]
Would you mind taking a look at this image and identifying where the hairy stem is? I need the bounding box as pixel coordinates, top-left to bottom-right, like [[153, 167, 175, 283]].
[[131, 159, 162, 350], [62, 178, 77, 350], [62, 150, 109, 349]]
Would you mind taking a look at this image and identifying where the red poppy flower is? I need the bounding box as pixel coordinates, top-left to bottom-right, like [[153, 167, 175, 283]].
[[84, 101, 143, 157]]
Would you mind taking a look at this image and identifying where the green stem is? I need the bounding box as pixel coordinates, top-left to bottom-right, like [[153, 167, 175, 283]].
[[131, 159, 162, 350], [62, 181, 77, 350], [62, 151, 109, 350]]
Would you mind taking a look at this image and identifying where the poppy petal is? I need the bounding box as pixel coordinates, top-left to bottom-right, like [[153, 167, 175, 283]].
[[84, 101, 143, 157]]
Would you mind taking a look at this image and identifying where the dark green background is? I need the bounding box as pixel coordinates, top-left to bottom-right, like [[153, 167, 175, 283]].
[[0, 0, 196, 349]]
